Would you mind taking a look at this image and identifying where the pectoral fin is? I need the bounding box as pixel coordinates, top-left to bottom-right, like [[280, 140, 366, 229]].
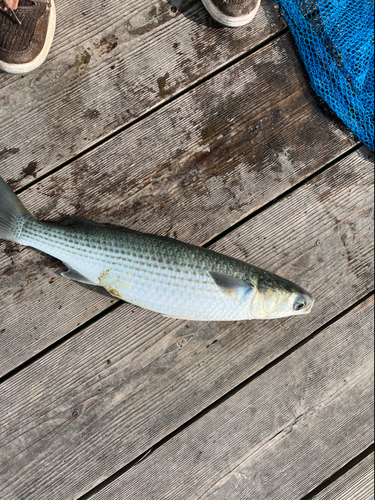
[[61, 263, 96, 285], [209, 271, 253, 300]]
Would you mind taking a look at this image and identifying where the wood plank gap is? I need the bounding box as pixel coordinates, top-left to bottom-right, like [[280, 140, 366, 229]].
[[301, 444, 375, 500], [203, 142, 363, 248], [0, 301, 121, 386], [13, 26, 289, 197], [77, 290, 374, 500]]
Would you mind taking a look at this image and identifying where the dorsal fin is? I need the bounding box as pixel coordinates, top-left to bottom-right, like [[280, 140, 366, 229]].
[[58, 215, 104, 229], [58, 215, 144, 235]]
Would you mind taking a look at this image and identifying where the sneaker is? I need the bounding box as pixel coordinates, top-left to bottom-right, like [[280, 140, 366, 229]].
[[201, 0, 261, 27], [0, 0, 56, 74]]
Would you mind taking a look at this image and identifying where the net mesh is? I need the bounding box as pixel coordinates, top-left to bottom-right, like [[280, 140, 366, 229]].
[[275, 0, 374, 151]]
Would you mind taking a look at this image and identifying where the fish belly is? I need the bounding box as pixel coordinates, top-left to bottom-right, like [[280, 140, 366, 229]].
[[93, 262, 251, 321]]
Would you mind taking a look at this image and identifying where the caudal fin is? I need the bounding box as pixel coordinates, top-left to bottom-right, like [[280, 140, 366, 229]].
[[0, 177, 31, 243]]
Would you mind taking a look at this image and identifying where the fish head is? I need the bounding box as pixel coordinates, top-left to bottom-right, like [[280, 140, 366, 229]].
[[250, 271, 314, 319]]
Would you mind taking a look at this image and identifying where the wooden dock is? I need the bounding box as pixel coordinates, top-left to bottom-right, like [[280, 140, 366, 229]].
[[0, 0, 373, 498]]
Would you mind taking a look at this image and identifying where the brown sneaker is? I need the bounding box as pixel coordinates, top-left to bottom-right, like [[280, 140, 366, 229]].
[[0, 0, 56, 74], [201, 0, 261, 27]]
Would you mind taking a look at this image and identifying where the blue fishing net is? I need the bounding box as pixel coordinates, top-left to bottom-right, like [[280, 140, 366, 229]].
[[275, 0, 374, 151]]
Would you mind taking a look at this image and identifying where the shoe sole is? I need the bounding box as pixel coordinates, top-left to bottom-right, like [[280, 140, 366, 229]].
[[0, 0, 56, 75], [201, 0, 261, 27]]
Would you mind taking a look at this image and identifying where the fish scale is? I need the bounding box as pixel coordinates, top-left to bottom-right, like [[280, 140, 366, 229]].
[[0, 176, 314, 321]]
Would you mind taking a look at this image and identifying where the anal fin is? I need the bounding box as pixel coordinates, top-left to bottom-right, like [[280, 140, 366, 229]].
[[162, 313, 200, 321], [61, 263, 96, 285]]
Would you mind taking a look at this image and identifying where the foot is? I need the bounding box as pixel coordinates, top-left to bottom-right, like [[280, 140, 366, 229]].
[[0, 0, 56, 74], [201, 0, 261, 27]]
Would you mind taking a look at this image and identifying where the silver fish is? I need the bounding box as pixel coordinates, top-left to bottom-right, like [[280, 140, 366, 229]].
[[0, 177, 314, 321]]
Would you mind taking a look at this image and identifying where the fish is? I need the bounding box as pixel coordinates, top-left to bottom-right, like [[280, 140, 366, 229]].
[[0, 177, 314, 321]]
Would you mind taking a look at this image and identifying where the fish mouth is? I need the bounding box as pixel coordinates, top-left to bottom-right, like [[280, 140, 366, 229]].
[[303, 296, 315, 314]]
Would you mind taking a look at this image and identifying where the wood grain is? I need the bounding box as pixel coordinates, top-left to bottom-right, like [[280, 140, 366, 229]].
[[0, 149, 372, 500], [312, 453, 374, 500], [89, 297, 374, 500], [0, 0, 286, 189], [0, 34, 359, 377]]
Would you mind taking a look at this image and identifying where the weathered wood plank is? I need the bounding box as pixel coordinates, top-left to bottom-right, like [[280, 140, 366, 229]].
[[312, 453, 374, 500], [0, 149, 372, 500], [0, 34, 359, 377], [89, 297, 374, 500], [0, 0, 287, 189]]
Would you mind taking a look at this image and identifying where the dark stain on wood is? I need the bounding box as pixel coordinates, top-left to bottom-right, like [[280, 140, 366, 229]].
[[3, 242, 20, 256], [95, 35, 118, 57], [74, 50, 91, 71], [84, 109, 101, 120], [23, 161, 38, 179], [0, 147, 20, 161], [157, 72, 170, 97]]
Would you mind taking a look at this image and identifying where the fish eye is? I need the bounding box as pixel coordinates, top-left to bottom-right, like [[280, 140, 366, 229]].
[[294, 299, 307, 311]]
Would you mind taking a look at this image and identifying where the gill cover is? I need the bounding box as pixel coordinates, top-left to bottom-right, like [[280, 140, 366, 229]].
[[251, 286, 291, 319]]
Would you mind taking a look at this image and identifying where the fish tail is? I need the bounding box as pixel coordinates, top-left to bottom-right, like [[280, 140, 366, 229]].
[[0, 177, 32, 243]]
